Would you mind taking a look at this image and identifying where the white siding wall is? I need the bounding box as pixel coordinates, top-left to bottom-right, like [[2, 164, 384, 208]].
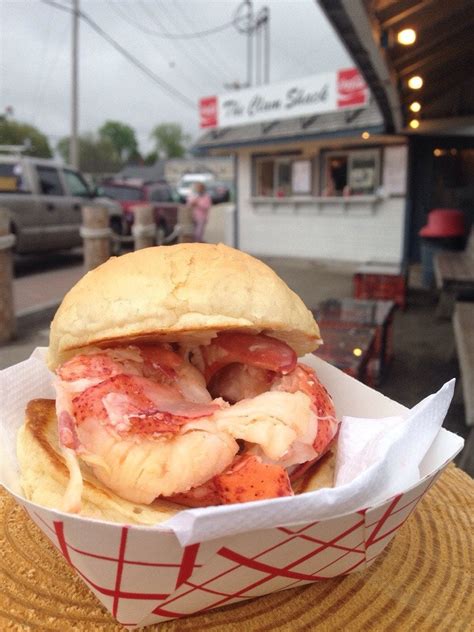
[[237, 151, 406, 264]]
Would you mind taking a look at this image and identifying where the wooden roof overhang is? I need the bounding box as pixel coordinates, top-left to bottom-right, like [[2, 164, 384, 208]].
[[318, 0, 474, 134]]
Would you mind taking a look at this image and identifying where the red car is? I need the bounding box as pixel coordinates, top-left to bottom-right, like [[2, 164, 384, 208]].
[[101, 179, 179, 243]]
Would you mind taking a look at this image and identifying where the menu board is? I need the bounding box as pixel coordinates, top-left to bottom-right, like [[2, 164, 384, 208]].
[[383, 145, 408, 195], [291, 160, 312, 194]]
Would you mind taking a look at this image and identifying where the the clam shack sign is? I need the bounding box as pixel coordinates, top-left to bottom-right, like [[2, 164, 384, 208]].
[[199, 68, 368, 129]]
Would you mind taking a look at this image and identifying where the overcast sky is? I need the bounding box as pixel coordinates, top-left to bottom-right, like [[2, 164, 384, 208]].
[[0, 0, 351, 153]]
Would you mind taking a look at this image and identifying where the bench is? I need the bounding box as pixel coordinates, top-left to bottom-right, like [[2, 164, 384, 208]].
[[453, 302, 474, 427], [434, 228, 474, 318]]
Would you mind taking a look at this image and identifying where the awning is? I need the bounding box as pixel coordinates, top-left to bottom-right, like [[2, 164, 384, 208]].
[[318, 0, 474, 134]]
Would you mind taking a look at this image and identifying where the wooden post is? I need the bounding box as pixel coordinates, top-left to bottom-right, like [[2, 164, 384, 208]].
[[0, 207, 16, 343], [80, 206, 111, 271], [178, 204, 193, 243], [132, 204, 156, 250]]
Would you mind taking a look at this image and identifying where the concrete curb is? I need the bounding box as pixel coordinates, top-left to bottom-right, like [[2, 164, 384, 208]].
[[16, 301, 60, 331]]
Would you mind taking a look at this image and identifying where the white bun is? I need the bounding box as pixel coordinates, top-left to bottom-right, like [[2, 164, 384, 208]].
[[48, 243, 320, 368]]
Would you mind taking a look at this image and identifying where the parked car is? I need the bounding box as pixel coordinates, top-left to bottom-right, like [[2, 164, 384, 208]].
[[100, 178, 179, 242], [206, 180, 232, 204], [176, 173, 215, 203], [0, 154, 124, 254]]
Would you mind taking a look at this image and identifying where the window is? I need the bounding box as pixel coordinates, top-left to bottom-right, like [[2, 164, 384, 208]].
[[64, 169, 90, 197], [101, 185, 144, 201], [149, 185, 173, 203], [322, 149, 380, 196], [255, 155, 310, 197], [36, 166, 64, 196], [0, 163, 29, 193]]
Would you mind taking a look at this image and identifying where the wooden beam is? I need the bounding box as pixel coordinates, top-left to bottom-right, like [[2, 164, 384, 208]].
[[397, 34, 474, 78], [402, 64, 473, 106], [393, 16, 474, 72], [376, 0, 437, 28]]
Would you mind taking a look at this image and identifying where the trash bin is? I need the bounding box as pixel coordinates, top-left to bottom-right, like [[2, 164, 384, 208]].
[[419, 209, 466, 288]]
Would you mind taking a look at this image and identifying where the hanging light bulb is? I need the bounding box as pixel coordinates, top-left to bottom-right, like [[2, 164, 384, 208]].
[[410, 101, 421, 113], [408, 76, 423, 90], [397, 28, 416, 45]]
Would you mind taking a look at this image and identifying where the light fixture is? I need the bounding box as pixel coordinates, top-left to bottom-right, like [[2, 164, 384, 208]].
[[410, 101, 421, 113], [409, 119, 420, 129], [433, 148, 442, 157], [408, 75, 423, 89], [397, 28, 416, 45], [353, 348, 363, 357], [361, 131, 370, 139]]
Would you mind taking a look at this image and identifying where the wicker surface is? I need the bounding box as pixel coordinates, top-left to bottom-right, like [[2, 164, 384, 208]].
[[1, 465, 472, 631]]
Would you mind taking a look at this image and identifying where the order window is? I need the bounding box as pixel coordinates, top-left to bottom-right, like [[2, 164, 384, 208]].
[[322, 149, 380, 196], [255, 156, 311, 197]]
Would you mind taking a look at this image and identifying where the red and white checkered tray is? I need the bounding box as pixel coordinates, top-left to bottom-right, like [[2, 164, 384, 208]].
[[0, 351, 463, 629], [18, 466, 446, 629]]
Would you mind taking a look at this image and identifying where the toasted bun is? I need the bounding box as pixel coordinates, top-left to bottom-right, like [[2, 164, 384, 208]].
[[291, 449, 337, 495], [48, 243, 320, 369], [17, 399, 182, 525]]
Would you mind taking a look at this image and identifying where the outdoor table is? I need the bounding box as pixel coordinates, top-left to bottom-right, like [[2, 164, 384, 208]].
[[0, 465, 472, 630], [312, 298, 397, 385], [311, 324, 376, 385]]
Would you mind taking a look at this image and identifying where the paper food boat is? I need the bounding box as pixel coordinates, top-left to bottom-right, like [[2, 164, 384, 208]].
[[0, 351, 463, 629]]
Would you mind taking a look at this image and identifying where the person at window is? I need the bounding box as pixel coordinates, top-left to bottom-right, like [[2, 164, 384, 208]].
[[186, 182, 212, 243]]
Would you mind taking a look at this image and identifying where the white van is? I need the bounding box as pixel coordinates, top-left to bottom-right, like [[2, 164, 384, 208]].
[[177, 173, 214, 203]]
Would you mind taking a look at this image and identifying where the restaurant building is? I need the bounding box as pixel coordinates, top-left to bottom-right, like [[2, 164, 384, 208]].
[[194, 69, 409, 266], [318, 0, 474, 263]]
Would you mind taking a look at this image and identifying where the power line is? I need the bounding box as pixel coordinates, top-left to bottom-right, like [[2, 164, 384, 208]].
[[148, 0, 230, 82], [105, 0, 235, 39], [40, 0, 196, 110], [137, 0, 225, 86], [108, 1, 209, 95], [173, 0, 239, 80]]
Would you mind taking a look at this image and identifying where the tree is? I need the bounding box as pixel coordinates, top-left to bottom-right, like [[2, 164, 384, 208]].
[[98, 120, 139, 163], [57, 133, 122, 174], [144, 150, 158, 166], [149, 123, 190, 159], [0, 119, 52, 157]]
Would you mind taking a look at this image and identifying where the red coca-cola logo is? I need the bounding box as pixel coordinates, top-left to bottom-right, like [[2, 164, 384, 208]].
[[199, 96, 218, 128], [337, 68, 367, 108]]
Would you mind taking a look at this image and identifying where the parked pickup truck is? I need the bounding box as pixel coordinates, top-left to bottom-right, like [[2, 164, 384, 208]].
[[0, 154, 124, 254]]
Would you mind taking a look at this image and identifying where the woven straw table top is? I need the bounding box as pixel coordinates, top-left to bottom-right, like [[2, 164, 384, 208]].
[[1, 464, 472, 631]]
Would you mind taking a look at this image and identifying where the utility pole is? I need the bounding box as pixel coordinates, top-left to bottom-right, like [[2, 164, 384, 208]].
[[246, 0, 253, 87], [233, 1, 270, 88], [70, 0, 79, 168]]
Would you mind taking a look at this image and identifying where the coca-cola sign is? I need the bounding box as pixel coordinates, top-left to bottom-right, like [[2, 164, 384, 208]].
[[337, 68, 368, 108], [199, 68, 368, 129], [199, 96, 218, 128]]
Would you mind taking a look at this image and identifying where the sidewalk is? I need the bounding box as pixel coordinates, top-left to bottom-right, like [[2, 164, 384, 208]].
[[14, 264, 84, 317]]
